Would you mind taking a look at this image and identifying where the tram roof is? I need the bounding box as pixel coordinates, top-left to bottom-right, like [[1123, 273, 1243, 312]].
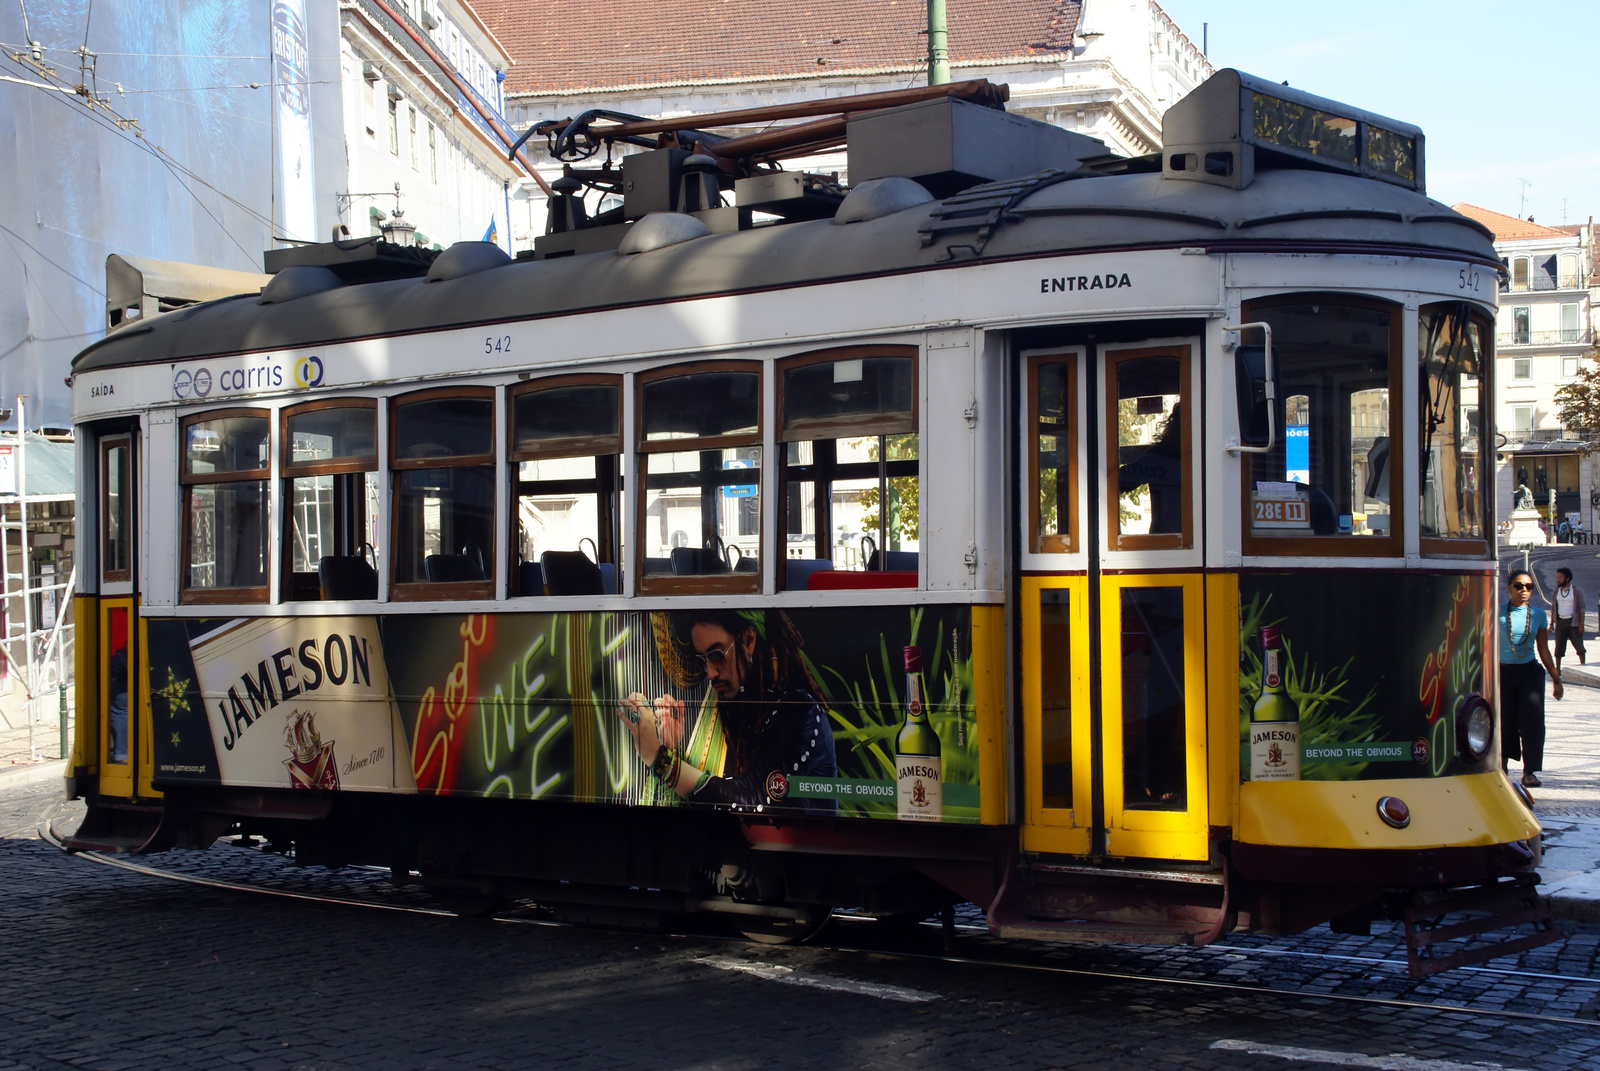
[[72, 166, 1495, 375]]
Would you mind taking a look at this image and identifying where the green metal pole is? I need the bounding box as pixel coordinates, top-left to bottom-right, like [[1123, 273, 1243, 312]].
[[927, 0, 949, 85]]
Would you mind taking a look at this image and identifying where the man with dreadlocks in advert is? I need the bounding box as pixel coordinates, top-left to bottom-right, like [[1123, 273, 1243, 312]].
[[617, 609, 837, 815]]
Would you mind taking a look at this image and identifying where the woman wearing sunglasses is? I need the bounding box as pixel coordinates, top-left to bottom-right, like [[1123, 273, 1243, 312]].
[[1501, 569, 1561, 788]]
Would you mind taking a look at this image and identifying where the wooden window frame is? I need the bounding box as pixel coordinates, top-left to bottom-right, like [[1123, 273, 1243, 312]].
[[1239, 294, 1404, 559], [1028, 353, 1079, 554], [281, 399, 379, 601], [100, 435, 133, 584], [389, 386, 495, 602], [1418, 304, 1492, 559], [777, 346, 919, 578], [776, 345, 918, 443], [179, 407, 271, 605], [1104, 344, 1193, 552], [508, 374, 624, 585], [636, 360, 763, 596]]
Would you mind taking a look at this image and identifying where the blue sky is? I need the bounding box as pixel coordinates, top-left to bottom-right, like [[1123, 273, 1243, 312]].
[[1154, 0, 1599, 226]]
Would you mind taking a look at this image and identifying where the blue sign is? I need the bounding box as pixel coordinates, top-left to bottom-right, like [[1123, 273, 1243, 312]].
[[722, 458, 757, 498], [1285, 423, 1309, 483]]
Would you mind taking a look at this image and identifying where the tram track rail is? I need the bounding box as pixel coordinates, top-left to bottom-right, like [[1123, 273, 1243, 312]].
[[39, 800, 1600, 1029]]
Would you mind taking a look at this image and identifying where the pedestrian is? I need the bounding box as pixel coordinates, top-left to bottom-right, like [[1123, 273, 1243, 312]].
[[1501, 569, 1561, 788], [1551, 566, 1587, 674]]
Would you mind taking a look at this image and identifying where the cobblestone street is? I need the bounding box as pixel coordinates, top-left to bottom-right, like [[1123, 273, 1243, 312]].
[[2, 770, 1598, 1071]]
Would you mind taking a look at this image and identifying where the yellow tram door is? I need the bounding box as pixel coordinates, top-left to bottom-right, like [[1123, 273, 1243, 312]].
[[1020, 341, 1211, 863], [94, 430, 138, 799]]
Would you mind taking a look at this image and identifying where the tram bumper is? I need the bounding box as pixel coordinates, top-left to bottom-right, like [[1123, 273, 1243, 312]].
[[1228, 771, 1542, 888]]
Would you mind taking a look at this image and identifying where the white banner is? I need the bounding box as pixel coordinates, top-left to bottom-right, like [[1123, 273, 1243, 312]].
[[190, 616, 414, 792]]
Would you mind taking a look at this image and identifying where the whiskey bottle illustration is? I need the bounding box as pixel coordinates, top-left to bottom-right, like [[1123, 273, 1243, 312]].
[[896, 645, 943, 821], [1249, 625, 1300, 781]]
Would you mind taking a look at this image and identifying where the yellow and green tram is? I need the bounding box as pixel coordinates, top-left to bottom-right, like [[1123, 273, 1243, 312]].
[[64, 70, 1546, 966]]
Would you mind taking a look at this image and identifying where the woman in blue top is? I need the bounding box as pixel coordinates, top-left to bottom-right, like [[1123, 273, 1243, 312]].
[[1501, 569, 1562, 787]]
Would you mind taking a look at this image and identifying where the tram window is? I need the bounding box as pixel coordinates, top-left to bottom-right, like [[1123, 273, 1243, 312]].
[[282, 401, 379, 601], [100, 438, 132, 584], [180, 410, 270, 602], [1108, 348, 1190, 550], [1241, 300, 1399, 551], [1419, 305, 1491, 553], [637, 364, 762, 594], [778, 348, 917, 586], [1028, 357, 1076, 553], [390, 389, 494, 600], [510, 377, 621, 596], [1120, 586, 1186, 811]]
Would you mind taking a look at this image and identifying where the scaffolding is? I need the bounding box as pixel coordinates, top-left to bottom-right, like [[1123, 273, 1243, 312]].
[[0, 396, 78, 763]]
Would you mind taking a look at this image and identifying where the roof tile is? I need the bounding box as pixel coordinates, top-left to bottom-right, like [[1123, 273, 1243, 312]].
[[472, 0, 1082, 95], [1451, 202, 1573, 242]]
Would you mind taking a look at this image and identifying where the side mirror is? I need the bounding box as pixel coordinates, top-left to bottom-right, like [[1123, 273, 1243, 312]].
[[1226, 321, 1275, 454], [1234, 344, 1277, 448]]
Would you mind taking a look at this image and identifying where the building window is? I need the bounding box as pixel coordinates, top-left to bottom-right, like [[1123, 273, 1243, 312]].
[[1560, 253, 1581, 289], [388, 96, 399, 156], [1513, 406, 1533, 436], [637, 363, 762, 594], [390, 389, 495, 600], [428, 123, 437, 184], [1511, 257, 1529, 291], [1513, 307, 1531, 345], [1564, 356, 1580, 378], [1561, 303, 1581, 343], [180, 410, 271, 602], [282, 402, 379, 601], [409, 107, 418, 170], [1513, 358, 1531, 379], [1533, 255, 1558, 290], [779, 347, 918, 587], [510, 376, 621, 596]]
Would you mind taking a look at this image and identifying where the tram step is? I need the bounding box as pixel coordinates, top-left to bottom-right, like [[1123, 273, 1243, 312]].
[[61, 801, 163, 855], [1401, 875, 1564, 977], [992, 916, 1217, 946]]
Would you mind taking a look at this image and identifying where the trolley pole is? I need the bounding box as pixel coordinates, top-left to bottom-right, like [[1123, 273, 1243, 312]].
[[927, 0, 949, 85]]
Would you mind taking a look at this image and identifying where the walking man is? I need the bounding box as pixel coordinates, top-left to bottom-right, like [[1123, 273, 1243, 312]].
[[1552, 566, 1587, 674]]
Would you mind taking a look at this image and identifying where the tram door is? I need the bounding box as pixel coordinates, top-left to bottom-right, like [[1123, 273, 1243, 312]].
[[1020, 341, 1210, 863], [95, 430, 138, 798]]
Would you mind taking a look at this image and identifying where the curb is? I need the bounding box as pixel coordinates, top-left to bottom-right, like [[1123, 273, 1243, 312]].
[[1547, 896, 1600, 925], [0, 758, 68, 790]]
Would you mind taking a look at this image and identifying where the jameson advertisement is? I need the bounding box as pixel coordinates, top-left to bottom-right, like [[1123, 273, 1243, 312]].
[[146, 606, 980, 823], [1239, 572, 1494, 782]]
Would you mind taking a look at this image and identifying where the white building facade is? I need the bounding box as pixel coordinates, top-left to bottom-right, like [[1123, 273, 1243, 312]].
[[1454, 204, 1597, 536], [338, 0, 523, 250]]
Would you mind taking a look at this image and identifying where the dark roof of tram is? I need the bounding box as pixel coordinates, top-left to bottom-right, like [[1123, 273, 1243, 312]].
[[73, 167, 1496, 374]]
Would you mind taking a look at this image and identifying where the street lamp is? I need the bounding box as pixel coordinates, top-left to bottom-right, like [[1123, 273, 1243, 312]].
[[379, 182, 417, 246]]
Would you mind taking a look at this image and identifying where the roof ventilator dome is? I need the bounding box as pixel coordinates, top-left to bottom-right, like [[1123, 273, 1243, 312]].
[[427, 241, 512, 282], [258, 265, 342, 304], [616, 212, 711, 255], [832, 177, 934, 224]]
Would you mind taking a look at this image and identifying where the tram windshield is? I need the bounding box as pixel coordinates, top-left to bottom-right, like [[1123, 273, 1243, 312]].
[[1243, 301, 1396, 545], [1418, 304, 1489, 546]]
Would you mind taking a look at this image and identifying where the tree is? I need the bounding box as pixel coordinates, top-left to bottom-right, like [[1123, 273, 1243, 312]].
[[1553, 347, 1600, 433]]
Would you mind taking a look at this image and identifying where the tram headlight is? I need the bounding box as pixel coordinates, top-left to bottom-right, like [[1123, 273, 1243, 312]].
[[1455, 693, 1494, 763]]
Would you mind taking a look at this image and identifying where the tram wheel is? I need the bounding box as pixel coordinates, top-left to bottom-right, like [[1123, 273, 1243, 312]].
[[736, 904, 832, 945]]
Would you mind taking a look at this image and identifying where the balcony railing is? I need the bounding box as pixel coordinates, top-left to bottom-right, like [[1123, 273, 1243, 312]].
[[1501, 276, 1587, 293], [1497, 328, 1593, 347]]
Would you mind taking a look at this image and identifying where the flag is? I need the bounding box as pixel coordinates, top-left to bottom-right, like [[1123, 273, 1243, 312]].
[[482, 219, 498, 244]]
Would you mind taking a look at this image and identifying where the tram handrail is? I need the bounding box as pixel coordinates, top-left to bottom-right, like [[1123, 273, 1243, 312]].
[[1225, 321, 1275, 456]]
